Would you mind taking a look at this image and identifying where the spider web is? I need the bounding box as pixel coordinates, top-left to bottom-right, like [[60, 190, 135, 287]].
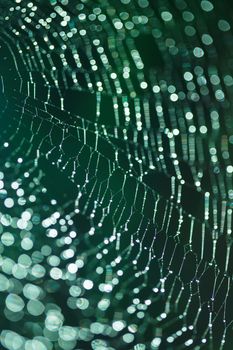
[[0, 0, 232, 349]]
